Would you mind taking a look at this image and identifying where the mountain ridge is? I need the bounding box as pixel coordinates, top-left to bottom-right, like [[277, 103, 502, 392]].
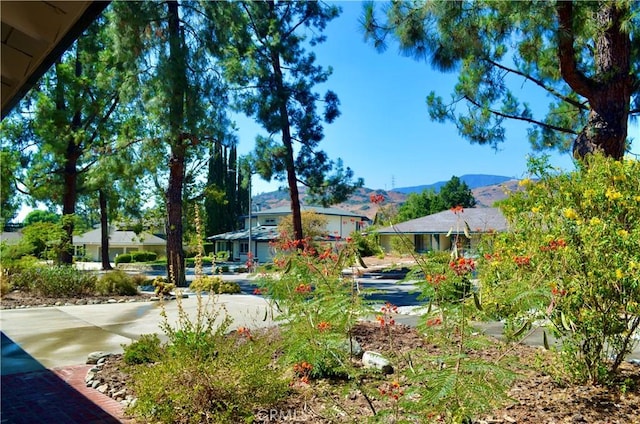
[[252, 174, 520, 219]]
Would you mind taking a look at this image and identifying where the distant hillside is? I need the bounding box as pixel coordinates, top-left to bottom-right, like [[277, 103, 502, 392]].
[[393, 174, 513, 194], [252, 176, 521, 219]]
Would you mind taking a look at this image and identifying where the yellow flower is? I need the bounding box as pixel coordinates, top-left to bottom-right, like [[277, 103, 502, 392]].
[[531, 206, 541, 213], [518, 178, 532, 187], [617, 229, 629, 238], [563, 208, 578, 220], [589, 217, 602, 226], [634, 195, 640, 202], [613, 174, 626, 182], [605, 189, 622, 201], [584, 189, 596, 198], [615, 269, 624, 279]]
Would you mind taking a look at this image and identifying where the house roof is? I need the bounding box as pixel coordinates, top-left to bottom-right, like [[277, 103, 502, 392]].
[[376, 207, 508, 235], [207, 225, 280, 242], [0, 231, 23, 245], [73, 229, 166, 246], [252, 205, 369, 220], [2, 1, 110, 118]]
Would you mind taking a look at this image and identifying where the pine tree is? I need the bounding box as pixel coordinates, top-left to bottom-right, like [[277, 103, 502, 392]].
[[364, 1, 638, 159]]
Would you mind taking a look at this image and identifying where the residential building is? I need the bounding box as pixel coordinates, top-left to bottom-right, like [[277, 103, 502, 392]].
[[376, 207, 508, 255], [208, 206, 370, 263], [73, 228, 166, 262]]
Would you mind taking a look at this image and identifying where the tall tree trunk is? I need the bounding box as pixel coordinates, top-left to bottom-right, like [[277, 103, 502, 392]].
[[99, 189, 113, 270], [166, 0, 186, 286], [58, 49, 83, 265], [59, 149, 78, 265], [271, 44, 304, 242], [557, 1, 631, 160]]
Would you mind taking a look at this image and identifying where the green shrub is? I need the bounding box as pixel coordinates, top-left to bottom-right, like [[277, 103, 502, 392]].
[[480, 154, 640, 383], [1, 274, 11, 296], [350, 230, 381, 257], [152, 277, 175, 296], [9, 266, 96, 297], [96, 270, 139, 296], [215, 250, 230, 262], [189, 276, 240, 294], [115, 254, 132, 265], [130, 273, 151, 287], [129, 251, 158, 263], [123, 334, 163, 365], [129, 329, 289, 423]]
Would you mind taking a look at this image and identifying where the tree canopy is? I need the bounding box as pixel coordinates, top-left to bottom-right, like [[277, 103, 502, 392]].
[[363, 0, 639, 160], [204, 1, 363, 241], [396, 176, 476, 222]]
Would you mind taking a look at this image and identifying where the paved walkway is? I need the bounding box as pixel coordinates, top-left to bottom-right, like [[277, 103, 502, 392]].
[[1, 333, 128, 423], [1, 294, 276, 423]]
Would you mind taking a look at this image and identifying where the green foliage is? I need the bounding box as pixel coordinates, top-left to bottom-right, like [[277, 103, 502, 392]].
[[397, 189, 443, 222], [9, 266, 96, 297], [130, 251, 157, 263], [23, 210, 60, 226], [479, 154, 640, 383], [95, 270, 139, 296], [378, 213, 518, 421], [189, 276, 240, 294], [152, 277, 175, 297], [129, 328, 289, 424], [397, 176, 476, 223], [204, 0, 362, 222], [115, 254, 131, 265], [349, 230, 382, 257], [122, 334, 163, 365], [363, 1, 638, 158], [214, 251, 230, 262], [0, 148, 21, 226], [21, 222, 65, 259], [127, 281, 289, 423], [256, 236, 371, 380]]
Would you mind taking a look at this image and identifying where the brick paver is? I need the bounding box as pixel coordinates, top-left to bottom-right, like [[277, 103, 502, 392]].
[[1, 365, 132, 424]]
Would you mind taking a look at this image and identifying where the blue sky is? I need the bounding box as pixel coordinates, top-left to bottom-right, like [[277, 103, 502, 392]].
[[236, 1, 638, 195]]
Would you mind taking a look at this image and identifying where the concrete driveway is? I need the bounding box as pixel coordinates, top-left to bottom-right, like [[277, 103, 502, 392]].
[[1, 294, 277, 370]]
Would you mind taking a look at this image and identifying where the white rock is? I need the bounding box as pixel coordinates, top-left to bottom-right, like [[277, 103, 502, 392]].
[[86, 351, 112, 364], [362, 351, 393, 374], [97, 384, 109, 394]]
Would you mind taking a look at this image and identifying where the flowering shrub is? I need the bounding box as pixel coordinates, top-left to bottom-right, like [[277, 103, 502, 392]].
[[257, 234, 371, 379], [479, 154, 640, 383]]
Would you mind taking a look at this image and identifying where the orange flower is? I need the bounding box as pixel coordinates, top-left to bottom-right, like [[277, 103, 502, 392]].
[[514, 256, 531, 267], [294, 283, 312, 294], [450, 205, 464, 214], [317, 321, 331, 332]]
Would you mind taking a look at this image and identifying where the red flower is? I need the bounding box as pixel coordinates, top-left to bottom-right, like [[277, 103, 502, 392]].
[[294, 283, 312, 294], [252, 288, 264, 295], [426, 317, 443, 327], [317, 321, 331, 332], [514, 256, 531, 267], [426, 274, 447, 286], [237, 327, 252, 339], [450, 205, 464, 214], [370, 194, 385, 204], [449, 257, 475, 276]]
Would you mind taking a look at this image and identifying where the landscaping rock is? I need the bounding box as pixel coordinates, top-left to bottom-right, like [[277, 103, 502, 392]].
[[86, 351, 112, 364], [362, 351, 393, 374]]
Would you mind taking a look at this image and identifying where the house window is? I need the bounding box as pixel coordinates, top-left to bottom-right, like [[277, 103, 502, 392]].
[[264, 218, 277, 226], [240, 242, 249, 254]]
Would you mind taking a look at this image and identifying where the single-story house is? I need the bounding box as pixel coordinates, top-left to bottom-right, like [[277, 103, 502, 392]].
[[73, 228, 166, 262], [376, 207, 508, 254], [208, 205, 371, 263], [0, 231, 23, 246]]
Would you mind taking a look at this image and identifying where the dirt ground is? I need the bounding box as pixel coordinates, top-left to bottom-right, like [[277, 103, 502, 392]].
[[3, 256, 640, 423], [88, 321, 640, 424]]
